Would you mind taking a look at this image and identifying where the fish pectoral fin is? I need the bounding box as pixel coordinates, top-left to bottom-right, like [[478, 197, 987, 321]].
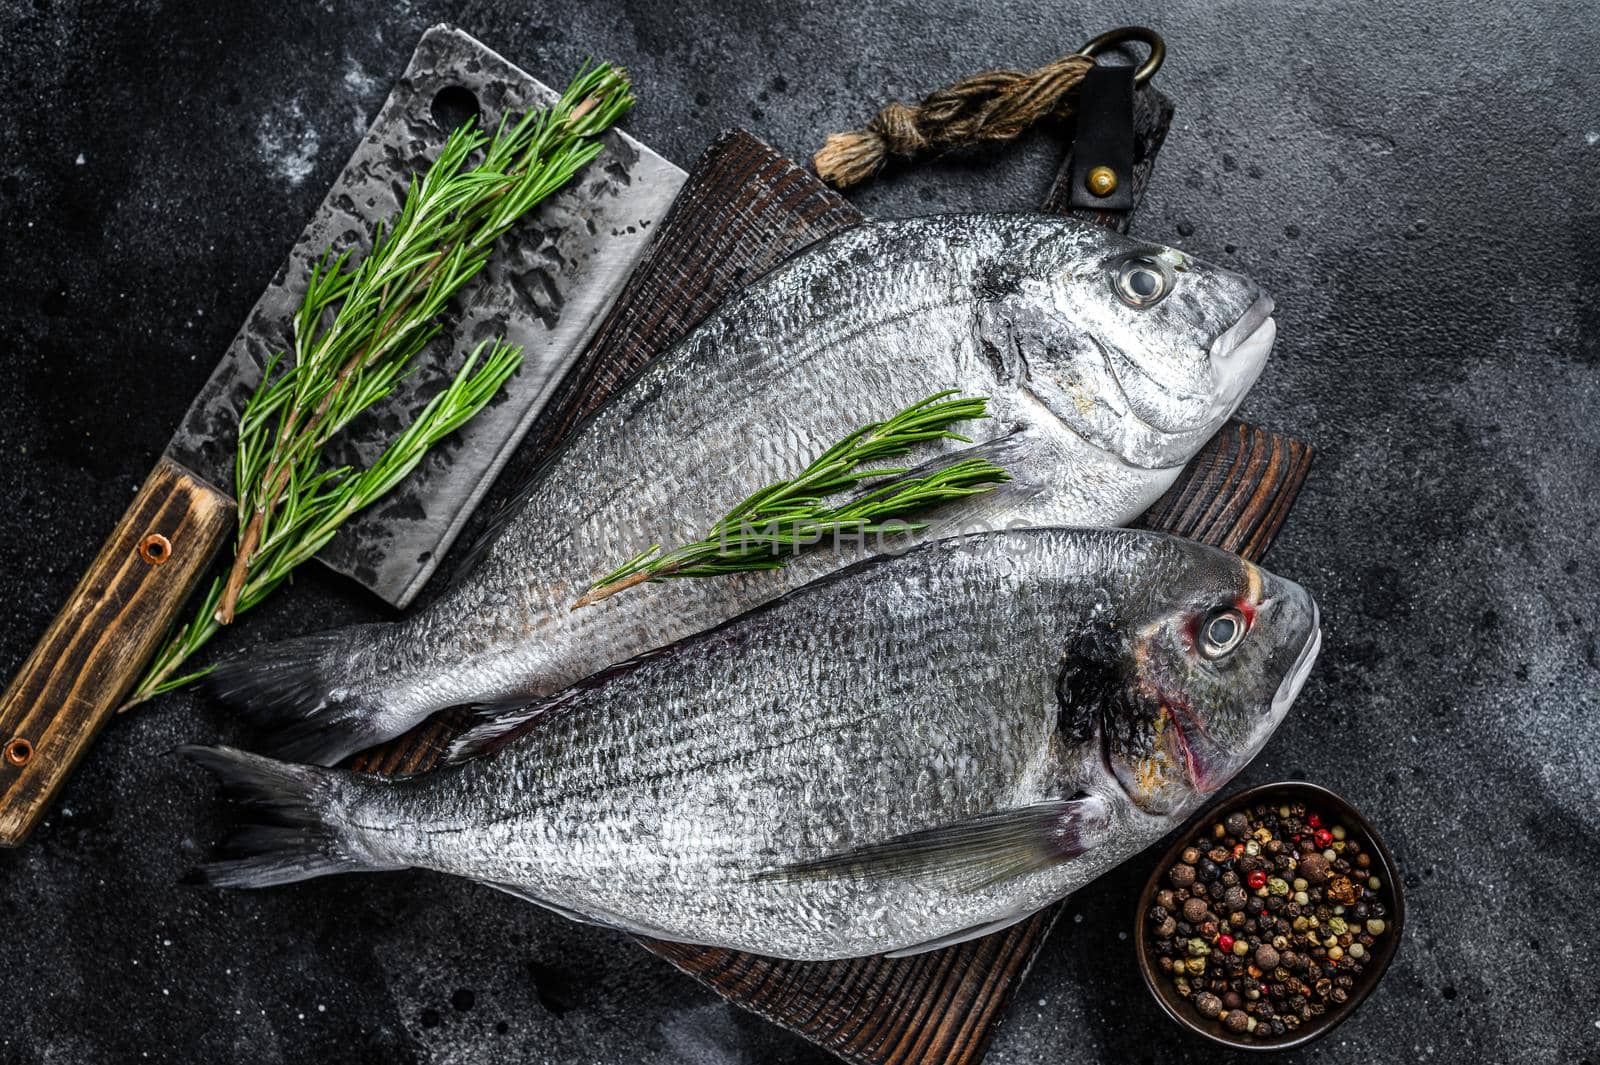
[[478, 880, 678, 939], [881, 910, 1037, 958], [754, 796, 1108, 892]]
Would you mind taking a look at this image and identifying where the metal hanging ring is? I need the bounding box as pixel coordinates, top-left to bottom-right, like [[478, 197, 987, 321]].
[[1077, 26, 1166, 86]]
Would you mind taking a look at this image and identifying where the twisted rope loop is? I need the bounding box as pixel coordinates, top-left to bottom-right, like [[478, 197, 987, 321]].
[[813, 52, 1096, 189]]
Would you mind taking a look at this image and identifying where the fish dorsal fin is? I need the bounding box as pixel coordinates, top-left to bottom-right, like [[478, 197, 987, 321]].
[[442, 697, 569, 765], [442, 645, 676, 765], [754, 797, 1108, 892]]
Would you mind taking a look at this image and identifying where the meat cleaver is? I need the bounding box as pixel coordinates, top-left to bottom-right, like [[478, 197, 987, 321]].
[[0, 25, 684, 846]]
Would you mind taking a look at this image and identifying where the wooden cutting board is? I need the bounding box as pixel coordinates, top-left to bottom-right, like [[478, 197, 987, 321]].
[[353, 127, 1312, 1063]]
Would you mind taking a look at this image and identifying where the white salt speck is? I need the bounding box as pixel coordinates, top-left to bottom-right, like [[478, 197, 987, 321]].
[[317, 1004, 326, 1013], [1037, 998, 1046, 1007], [1073, 913, 1084, 923], [1117, 930, 1128, 941], [74, 152, 85, 165], [255, 98, 320, 186], [162, 939, 172, 947], [1587, 131, 1600, 146], [162, 988, 170, 996], [297, 1012, 305, 1020], [342, 55, 378, 97]]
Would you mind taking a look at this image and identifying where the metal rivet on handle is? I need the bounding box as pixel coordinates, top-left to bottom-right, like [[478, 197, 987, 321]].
[[4, 738, 31, 766], [1086, 166, 1119, 198], [139, 534, 172, 566]]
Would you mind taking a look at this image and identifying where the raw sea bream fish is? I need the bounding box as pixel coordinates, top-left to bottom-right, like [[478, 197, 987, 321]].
[[187, 528, 1321, 961], [215, 213, 1280, 764]]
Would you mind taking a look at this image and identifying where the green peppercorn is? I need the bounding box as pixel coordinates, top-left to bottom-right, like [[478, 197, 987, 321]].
[[1186, 956, 1207, 975], [1188, 937, 1210, 957], [1366, 918, 1386, 936], [1267, 877, 1289, 897]]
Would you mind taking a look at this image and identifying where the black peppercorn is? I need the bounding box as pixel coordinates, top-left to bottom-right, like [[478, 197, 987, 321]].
[[1145, 803, 1393, 1043]]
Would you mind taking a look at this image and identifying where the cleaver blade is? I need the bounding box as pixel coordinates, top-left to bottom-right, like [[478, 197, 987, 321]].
[[169, 24, 685, 608], [0, 25, 682, 847]]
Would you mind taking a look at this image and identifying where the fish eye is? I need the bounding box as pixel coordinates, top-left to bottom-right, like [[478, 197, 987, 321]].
[[1199, 606, 1248, 659], [1112, 256, 1171, 308]]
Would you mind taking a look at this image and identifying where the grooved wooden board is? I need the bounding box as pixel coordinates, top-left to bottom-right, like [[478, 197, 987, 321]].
[[354, 125, 1312, 1065]]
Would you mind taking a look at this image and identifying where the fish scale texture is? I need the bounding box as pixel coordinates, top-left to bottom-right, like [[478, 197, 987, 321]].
[[296, 213, 1261, 761], [0, 1, 1595, 1063], [349, 531, 1172, 960]]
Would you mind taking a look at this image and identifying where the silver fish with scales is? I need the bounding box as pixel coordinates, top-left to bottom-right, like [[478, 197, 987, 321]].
[[188, 527, 1319, 961], [216, 214, 1279, 765]]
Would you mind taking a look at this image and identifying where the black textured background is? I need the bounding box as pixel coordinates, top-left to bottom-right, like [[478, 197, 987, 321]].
[[1, 2, 1596, 1063]]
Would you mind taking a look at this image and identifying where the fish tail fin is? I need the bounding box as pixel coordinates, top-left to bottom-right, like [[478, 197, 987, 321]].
[[181, 745, 391, 889], [209, 622, 403, 766]]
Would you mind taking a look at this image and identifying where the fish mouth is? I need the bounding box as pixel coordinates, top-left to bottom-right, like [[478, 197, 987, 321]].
[[1271, 604, 1322, 724], [1212, 293, 1276, 362]]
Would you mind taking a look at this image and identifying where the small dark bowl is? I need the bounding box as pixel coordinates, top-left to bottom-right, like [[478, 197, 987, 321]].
[[1133, 781, 1404, 1051]]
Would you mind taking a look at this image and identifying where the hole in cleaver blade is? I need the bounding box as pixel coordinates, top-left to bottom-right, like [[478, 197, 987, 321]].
[[164, 26, 685, 610]]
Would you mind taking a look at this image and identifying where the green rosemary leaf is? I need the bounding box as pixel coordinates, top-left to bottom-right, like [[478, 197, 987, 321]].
[[122, 62, 633, 711], [573, 392, 1010, 608]]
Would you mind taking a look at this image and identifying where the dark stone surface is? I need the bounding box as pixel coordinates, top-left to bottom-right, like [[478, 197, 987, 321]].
[[0, 1, 1595, 1063]]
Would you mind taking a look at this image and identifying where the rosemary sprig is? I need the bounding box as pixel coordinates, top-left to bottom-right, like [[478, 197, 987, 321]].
[[573, 391, 1009, 607], [122, 63, 635, 709], [217, 61, 634, 624]]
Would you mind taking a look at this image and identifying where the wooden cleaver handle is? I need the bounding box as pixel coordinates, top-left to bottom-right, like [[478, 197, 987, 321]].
[[0, 456, 234, 846]]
